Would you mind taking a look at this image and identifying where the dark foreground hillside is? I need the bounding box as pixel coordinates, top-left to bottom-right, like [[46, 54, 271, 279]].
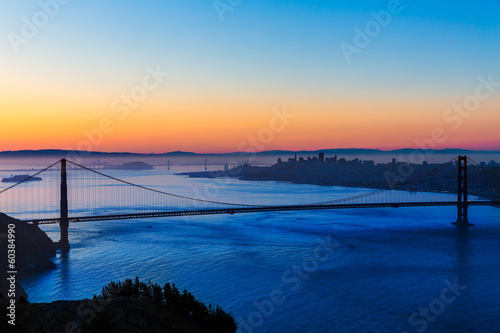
[[1, 297, 232, 333], [1, 277, 237, 333]]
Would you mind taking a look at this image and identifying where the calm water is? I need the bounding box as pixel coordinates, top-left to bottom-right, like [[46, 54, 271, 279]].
[[16, 167, 500, 332]]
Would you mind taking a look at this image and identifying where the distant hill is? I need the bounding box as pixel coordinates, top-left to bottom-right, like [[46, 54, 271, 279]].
[[0, 148, 498, 158], [0, 150, 197, 157]]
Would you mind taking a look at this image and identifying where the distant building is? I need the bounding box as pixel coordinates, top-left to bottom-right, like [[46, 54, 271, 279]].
[[277, 158, 282, 164], [363, 160, 375, 166], [319, 153, 325, 162]]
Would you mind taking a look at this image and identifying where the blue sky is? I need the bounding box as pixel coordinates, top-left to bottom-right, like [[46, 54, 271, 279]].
[[3, 1, 499, 94]]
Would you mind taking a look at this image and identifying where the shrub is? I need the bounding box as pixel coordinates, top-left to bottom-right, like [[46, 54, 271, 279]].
[[98, 277, 237, 332]]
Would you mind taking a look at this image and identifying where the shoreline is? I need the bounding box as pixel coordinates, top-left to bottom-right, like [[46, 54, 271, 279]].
[[178, 170, 500, 203]]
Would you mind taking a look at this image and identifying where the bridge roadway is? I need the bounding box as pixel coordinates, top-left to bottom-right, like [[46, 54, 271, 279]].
[[23, 200, 500, 225]]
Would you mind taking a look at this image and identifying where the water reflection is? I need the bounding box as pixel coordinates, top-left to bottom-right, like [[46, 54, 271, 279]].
[[454, 226, 471, 286], [56, 249, 71, 299]]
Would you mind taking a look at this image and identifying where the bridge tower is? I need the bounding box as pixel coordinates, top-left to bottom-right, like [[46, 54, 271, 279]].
[[59, 158, 70, 248], [453, 156, 473, 227]]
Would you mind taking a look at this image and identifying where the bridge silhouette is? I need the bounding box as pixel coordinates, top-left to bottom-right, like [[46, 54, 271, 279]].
[[0, 156, 499, 248]]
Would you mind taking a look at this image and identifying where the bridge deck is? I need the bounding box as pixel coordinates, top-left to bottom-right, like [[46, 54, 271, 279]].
[[22, 201, 500, 225]]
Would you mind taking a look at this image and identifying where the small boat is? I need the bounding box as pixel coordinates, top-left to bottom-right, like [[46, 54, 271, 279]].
[[1, 174, 43, 183]]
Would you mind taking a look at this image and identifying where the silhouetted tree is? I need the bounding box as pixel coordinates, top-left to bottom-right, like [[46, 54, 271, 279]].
[[98, 277, 237, 332]]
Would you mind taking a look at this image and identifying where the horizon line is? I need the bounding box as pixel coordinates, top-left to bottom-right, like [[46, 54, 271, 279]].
[[1, 147, 500, 156]]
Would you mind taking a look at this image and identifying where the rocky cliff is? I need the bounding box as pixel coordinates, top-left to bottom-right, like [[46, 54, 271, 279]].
[[0, 213, 56, 301]]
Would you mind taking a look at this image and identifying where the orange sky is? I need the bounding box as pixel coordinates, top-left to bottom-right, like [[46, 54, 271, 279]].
[[1, 89, 499, 153]]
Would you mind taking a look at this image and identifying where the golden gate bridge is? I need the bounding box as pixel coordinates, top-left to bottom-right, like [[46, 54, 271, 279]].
[[0, 156, 499, 248]]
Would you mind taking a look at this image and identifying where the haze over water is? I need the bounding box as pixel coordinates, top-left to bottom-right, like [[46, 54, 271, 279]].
[[17, 167, 500, 333]]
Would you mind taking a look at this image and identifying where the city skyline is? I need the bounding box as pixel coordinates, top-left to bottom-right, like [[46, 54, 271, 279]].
[[1, 1, 500, 153]]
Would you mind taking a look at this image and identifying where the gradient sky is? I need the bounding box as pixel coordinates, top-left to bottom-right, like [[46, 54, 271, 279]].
[[1, 0, 500, 153]]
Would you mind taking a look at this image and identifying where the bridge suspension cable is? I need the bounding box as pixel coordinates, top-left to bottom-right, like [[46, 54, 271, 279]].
[[2, 155, 498, 227], [0, 160, 60, 195], [66, 160, 260, 208], [0, 161, 61, 221], [467, 157, 500, 185], [308, 157, 460, 206]]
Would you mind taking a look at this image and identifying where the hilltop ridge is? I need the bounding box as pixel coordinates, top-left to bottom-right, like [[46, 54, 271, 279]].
[[0, 148, 498, 158]]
